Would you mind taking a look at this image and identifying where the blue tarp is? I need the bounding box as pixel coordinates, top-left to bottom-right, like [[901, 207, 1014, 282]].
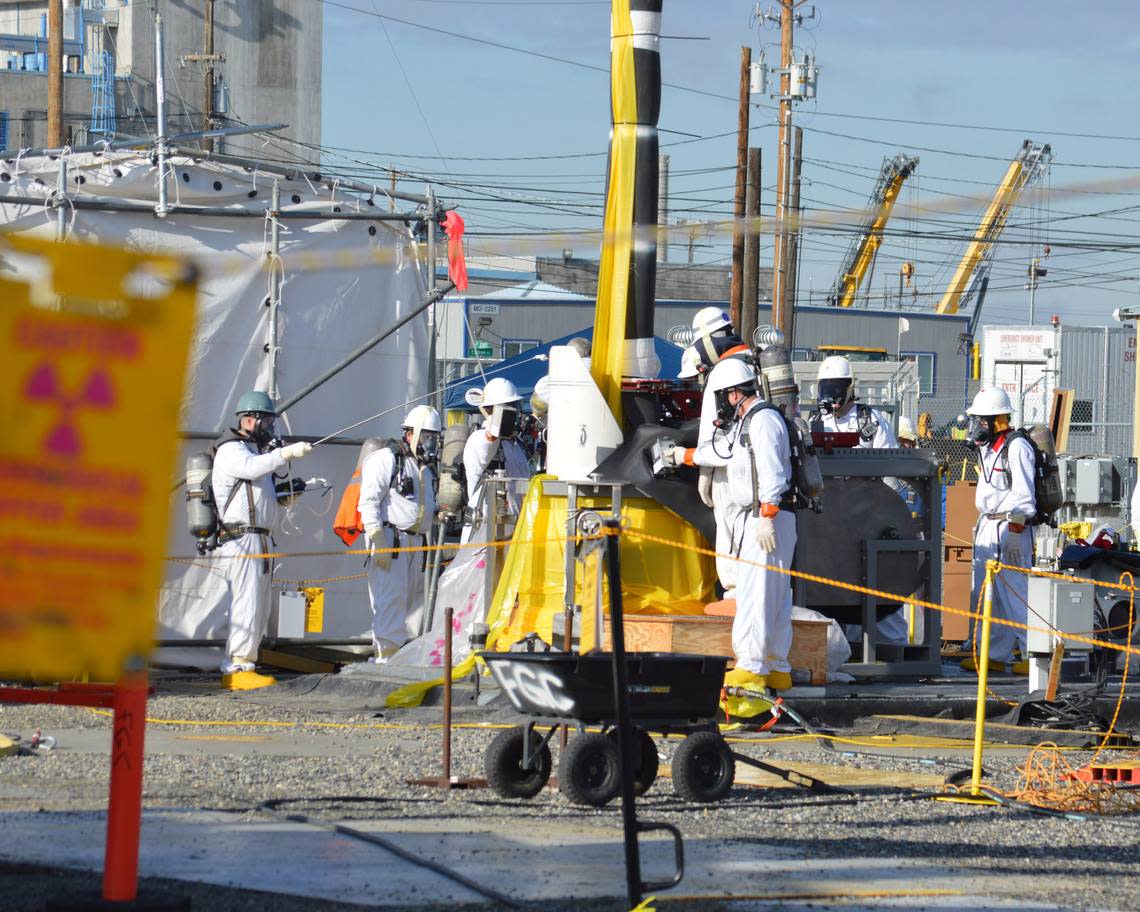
[[443, 328, 684, 411]]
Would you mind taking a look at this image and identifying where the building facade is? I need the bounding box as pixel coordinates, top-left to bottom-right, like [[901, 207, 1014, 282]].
[[0, 0, 321, 157]]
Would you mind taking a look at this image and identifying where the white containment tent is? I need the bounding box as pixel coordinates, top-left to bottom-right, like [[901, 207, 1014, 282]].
[[0, 149, 436, 664]]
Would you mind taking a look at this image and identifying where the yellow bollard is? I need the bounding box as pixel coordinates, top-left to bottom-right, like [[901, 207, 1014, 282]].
[[939, 558, 1000, 805]]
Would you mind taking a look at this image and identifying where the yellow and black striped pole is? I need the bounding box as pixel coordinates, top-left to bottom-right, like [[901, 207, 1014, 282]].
[[591, 0, 663, 427]]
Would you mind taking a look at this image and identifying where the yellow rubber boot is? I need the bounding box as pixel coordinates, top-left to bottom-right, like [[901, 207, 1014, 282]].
[[960, 656, 1005, 674], [223, 669, 277, 691], [767, 670, 793, 692], [724, 666, 768, 691], [1011, 660, 1030, 675]]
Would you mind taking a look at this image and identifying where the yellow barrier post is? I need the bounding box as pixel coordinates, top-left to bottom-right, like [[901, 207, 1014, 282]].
[[939, 558, 1000, 805]]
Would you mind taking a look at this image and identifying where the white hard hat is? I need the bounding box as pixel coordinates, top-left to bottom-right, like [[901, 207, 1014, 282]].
[[403, 404, 442, 434], [966, 386, 1013, 417], [817, 355, 854, 382], [692, 306, 732, 338], [706, 356, 756, 395], [678, 346, 701, 379], [898, 416, 917, 442], [465, 376, 522, 409]]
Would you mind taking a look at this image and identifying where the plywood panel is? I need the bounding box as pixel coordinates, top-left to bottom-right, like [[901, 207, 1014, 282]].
[[605, 616, 830, 685]]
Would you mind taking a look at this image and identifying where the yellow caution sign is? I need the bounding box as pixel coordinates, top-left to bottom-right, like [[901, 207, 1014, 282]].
[[303, 587, 325, 634], [0, 237, 196, 682]]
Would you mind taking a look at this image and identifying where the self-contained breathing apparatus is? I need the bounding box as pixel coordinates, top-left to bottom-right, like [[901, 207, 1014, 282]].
[[714, 344, 824, 515], [186, 430, 289, 556], [968, 421, 1063, 525]]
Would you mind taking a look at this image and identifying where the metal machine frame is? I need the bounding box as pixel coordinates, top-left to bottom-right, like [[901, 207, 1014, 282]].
[[815, 449, 943, 678]]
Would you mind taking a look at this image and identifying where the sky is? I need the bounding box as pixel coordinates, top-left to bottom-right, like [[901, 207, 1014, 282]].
[[313, 0, 1140, 331]]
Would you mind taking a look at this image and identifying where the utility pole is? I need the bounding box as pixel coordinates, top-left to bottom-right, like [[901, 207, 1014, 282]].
[[657, 153, 670, 264], [729, 46, 751, 330], [762, 1, 817, 347], [203, 0, 215, 150], [785, 126, 803, 338], [182, 0, 224, 152], [47, 0, 63, 147], [741, 147, 762, 346], [770, 1, 794, 339]]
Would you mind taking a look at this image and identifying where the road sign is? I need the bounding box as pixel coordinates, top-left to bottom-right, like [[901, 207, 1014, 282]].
[[0, 237, 196, 681], [469, 340, 493, 358]]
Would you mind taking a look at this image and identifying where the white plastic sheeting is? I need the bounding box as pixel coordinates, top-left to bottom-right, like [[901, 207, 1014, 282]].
[[0, 152, 430, 645]]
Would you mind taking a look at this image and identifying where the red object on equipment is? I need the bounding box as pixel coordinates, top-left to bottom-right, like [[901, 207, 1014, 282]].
[[812, 430, 860, 451], [0, 675, 149, 902], [442, 211, 468, 291]]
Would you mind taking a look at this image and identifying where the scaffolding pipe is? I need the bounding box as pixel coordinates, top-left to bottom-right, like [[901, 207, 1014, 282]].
[[268, 180, 282, 399], [154, 15, 171, 218], [0, 195, 421, 222], [54, 157, 68, 241], [0, 123, 287, 161]]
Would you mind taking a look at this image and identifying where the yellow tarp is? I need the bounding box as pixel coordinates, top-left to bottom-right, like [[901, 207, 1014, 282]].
[[590, 0, 638, 423], [486, 476, 715, 651]]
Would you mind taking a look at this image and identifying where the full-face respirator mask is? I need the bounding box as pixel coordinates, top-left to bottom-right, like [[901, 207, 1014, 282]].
[[966, 415, 997, 449], [242, 412, 279, 449], [816, 378, 852, 416], [713, 382, 754, 427]]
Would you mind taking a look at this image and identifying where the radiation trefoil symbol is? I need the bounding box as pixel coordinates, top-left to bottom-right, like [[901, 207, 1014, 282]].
[[23, 361, 116, 458]]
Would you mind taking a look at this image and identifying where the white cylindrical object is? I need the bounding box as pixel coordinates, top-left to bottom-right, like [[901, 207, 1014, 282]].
[[749, 60, 767, 96]]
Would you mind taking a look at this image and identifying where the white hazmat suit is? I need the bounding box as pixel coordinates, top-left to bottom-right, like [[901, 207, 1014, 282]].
[[682, 350, 751, 597], [971, 433, 1036, 663], [726, 402, 797, 677], [359, 444, 437, 656], [461, 424, 531, 541], [212, 440, 286, 670]]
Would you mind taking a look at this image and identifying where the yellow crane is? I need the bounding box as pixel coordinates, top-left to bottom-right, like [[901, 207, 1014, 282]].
[[828, 154, 919, 307], [936, 139, 1053, 316]]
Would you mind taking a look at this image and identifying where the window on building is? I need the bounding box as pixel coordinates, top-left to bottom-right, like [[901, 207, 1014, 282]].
[[1071, 399, 1094, 434], [501, 339, 541, 360], [901, 352, 935, 395], [0, 113, 7, 152], [791, 348, 811, 362]]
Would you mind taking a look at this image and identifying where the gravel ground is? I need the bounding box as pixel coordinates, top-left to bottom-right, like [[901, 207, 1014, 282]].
[[2, 674, 1140, 911]]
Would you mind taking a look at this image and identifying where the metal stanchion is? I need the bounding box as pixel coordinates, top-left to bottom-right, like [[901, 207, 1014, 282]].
[[938, 558, 1000, 806], [407, 607, 485, 790]]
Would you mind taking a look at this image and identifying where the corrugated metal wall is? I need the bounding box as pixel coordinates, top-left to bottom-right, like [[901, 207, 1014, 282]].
[[1060, 326, 1134, 457]]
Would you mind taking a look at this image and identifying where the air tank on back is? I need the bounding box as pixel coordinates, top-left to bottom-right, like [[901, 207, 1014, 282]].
[[437, 422, 472, 517], [756, 342, 799, 416], [185, 451, 217, 552]]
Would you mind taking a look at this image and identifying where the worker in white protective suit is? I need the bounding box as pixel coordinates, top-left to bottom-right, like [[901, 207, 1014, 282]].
[[810, 355, 900, 453], [359, 406, 440, 662], [213, 391, 312, 690], [662, 309, 753, 599], [964, 386, 1035, 674], [462, 377, 532, 542], [706, 358, 797, 693], [811, 355, 912, 643]]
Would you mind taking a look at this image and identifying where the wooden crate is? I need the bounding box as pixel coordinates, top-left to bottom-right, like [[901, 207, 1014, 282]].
[[604, 615, 830, 686]]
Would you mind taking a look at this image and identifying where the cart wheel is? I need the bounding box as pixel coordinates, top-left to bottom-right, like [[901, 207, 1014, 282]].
[[559, 732, 622, 807], [607, 727, 660, 796], [672, 731, 735, 803], [485, 726, 551, 799]]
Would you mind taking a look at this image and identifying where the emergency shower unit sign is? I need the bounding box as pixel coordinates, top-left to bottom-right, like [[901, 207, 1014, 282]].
[[0, 238, 196, 682]]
